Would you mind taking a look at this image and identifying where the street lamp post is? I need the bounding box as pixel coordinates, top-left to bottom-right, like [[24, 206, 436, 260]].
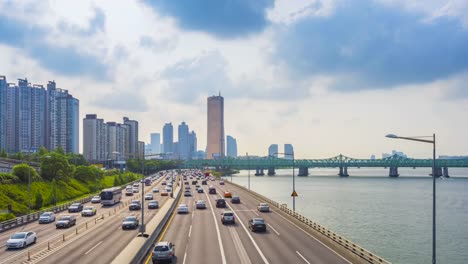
[[246, 152, 250, 191], [275, 151, 296, 211], [140, 157, 146, 236], [386, 133, 436, 264], [27, 150, 31, 215]]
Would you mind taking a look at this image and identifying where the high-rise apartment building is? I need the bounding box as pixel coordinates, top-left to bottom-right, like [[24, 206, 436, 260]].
[[284, 144, 294, 159], [268, 144, 278, 158], [31, 85, 46, 152], [150, 133, 161, 155], [163, 123, 173, 154], [83, 114, 105, 161], [138, 141, 145, 158], [123, 117, 139, 158], [178, 122, 189, 159], [189, 131, 197, 159], [226, 135, 237, 157], [207, 94, 224, 159], [0, 76, 7, 151]]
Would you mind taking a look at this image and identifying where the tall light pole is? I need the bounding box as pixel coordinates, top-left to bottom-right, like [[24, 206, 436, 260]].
[[140, 156, 146, 236], [27, 150, 31, 215], [275, 152, 295, 211], [246, 152, 250, 191], [386, 133, 436, 264]]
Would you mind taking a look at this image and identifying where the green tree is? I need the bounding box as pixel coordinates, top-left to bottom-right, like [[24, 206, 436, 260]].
[[34, 192, 43, 209], [38, 146, 48, 157], [74, 165, 102, 182], [12, 164, 39, 182], [0, 148, 7, 158], [40, 152, 73, 182], [54, 147, 65, 156], [67, 153, 88, 166]]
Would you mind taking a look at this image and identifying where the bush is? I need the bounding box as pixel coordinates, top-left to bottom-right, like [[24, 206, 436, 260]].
[[0, 173, 20, 184], [12, 164, 40, 182], [34, 192, 43, 209]]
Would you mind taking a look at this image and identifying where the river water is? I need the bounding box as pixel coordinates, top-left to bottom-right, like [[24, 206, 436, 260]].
[[224, 168, 468, 264]]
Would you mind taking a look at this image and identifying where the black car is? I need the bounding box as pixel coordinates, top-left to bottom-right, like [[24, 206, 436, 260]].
[[209, 187, 216, 194], [192, 180, 198, 185], [197, 188, 204, 193], [122, 216, 139, 230], [148, 201, 159, 209], [68, 203, 83, 213], [129, 201, 141, 211], [216, 198, 226, 208], [201, 180, 207, 185], [56, 215, 76, 228], [249, 218, 267, 232], [231, 196, 241, 204]]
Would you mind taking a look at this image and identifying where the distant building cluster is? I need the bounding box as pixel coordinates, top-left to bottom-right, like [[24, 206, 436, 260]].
[[382, 150, 408, 158], [226, 135, 237, 157], [83, 115, 142, 162], [268, 144, 294, 158], [160, 122, 199, 160], [0, 75, 79, 154]]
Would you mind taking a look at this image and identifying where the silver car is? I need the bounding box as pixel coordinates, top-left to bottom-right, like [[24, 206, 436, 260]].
[[39, 212, 55, 224], [6, 232, 37, 249], [151, 241, 175, 263]]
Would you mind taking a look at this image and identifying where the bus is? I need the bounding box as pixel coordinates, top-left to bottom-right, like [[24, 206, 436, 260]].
[[100, 187, 122, 206]]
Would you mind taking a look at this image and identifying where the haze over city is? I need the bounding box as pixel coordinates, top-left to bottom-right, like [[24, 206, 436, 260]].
[[1, 0, 468, 158]]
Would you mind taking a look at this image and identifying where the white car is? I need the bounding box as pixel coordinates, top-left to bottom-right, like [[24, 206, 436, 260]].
[[81, 206, 97, 216], [195, 200, 206, 209], [7, 232, 37, 249], [145, 194, 154, 200], [257, 203, 270, 212], [38, 212, 55, 224], [177, 204, 189, 214], [133, 187, 139, 193], [152, 187, 159, 193], [91, 196, 101, 203]]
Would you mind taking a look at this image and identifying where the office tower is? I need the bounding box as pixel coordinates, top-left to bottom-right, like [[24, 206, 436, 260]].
[[178, 122, 189, 159], [123, 117, 139, 158], [207, 94, 224, 159], [163, 123, 173, 154], [268, 144, 278, 158], [0, 76, 7, 151], [188, 131, 197, 159], [150, 133, 161, 155], [226, 135, 237, 157], [284, 144, 294, 159]]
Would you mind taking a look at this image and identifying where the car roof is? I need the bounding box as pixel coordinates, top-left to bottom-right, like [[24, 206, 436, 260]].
[[156, 241, 171, 246], [252, 217, 264, 221]]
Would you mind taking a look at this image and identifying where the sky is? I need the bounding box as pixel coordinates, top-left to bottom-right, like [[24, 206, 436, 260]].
[[1, 0, 468, 159]]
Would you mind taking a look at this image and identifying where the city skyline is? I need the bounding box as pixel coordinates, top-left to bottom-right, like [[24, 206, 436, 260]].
[[1, 1, 468, 158]]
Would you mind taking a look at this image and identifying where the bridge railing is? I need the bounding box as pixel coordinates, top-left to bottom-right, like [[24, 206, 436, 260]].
[[226, 180, 391, 264]]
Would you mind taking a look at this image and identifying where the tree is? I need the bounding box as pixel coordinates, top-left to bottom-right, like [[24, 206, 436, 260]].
[[12, 164, 39, 182], [54, 147, 65, 156], [40, 152, 73, 182], [38, 146, 48, 157], [67, 153, 88, 166], [74, 165, 102, 182], [0, 148, 7, 158], [34, 192, 43, 209]]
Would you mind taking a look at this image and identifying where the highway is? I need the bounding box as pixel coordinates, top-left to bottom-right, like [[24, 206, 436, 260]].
[[146, 176, 352, 264], [0, 172, 174, 264]]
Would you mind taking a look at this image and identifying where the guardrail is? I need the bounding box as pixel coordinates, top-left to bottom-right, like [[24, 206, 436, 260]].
[[0, 175, 158, 233], [226, 180, 391, 264]]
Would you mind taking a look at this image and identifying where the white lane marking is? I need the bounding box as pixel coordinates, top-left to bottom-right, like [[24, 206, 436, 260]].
[[182, 246, 188, 264], [204, 191, 227, 264], [273, 212, 352, 264], [296, 251, 311, 264], [234, 210, 254, 212], [84, 241, 103, 255], [188, 225, 192, 238], [267, 224, 280, 236], [228, 225, 252, 264], [251, 210, 259, 216]]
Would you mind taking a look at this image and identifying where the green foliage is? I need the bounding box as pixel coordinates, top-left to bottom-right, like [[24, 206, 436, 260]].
[[74, 165, 102, 182], [54, 147, 65, 155], [40, 152, 73, 182], [0, 213, 15, 222], [0, 148, 7, 158], [67, 153, 88, 166], [0, 173, 20, 184], [12, 164, 40, 182], [34, 192, 43, 209], [38, 146, 48, 156]]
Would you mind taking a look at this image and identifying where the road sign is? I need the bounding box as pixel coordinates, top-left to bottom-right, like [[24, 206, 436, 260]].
[[291, 191, 298, 197]]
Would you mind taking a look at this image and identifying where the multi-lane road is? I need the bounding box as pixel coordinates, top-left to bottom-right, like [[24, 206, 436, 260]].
[[145, 176, 352, 264], [0, 172, 174, 264]]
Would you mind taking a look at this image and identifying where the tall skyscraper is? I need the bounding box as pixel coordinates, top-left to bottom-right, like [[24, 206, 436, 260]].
[[207, 94, 224, 159], [123, 117, 139, 158], [150, 133, 161, 154], [284, 144, 294, 159], [268, 144, 278, 158], [0, 76, 7, 151], [5, 83, 17, 153], [189, 131, 197, 159], [83, 114, 107, 161], [31, 85, 46, 152], [162, 123, 173, 154], [178, 121, 189, 159], [226, 135, 237, 158]]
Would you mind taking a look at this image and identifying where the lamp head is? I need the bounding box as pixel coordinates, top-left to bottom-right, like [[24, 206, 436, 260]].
[[386, 134, 398, 139]]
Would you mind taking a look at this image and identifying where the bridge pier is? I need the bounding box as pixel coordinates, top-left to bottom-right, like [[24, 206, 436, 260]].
[[298, 167, 309, 176], [432, 167, 443, 177], [443, 167, 450, 178], [338, 166, 349, 177], [389, 167, 399, 177], [255, 168, 265, 176], [267, 167, 276, 176]]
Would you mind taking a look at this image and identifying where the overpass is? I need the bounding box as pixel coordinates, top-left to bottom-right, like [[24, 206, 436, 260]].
[[0, 157, 40, 173], [0, 171, 390, 264], [183, 154, 468, 177]]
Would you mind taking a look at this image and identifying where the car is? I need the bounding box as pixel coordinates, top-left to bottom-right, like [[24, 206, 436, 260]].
[[248, 218, 267, 232], [161, 181, 167, 185], [177, 204, 189, 214], [91, 196, 101, 203], [223, 191, 232, 198], [195, 200, 206, 209], [220, 181, 225, 185], [165, 187, 172, 192], [148, 201, 159, 209], [221, 211, 235, 224], [133, 187, 139, 193], [129, 200, 141, 211], [201, 180, 207, 185], [184, 181, 189, 185], [133, 183, 139, 188], [216, 198, 226, 208], [81, 206, 97, 217], [184, 185, 190, 190], [151, 242, 175, 263], [126, 189, 134, 196], [68, 203, 83, 213], [38, 212, 55, 224], [184, 190, 191, 197], [209, 186, 216, 194], [161, 191, 169, 196], [6, 232, 37, 249], [192, 180, 198, 185], [231, 196, 241, 204], [56, 215, 76, 228], [167, 183, 173, 187], [257, 203, 270, 212], [197, 187, 204, 193], [145, 194, 154, 200], [152, 187, 160, 193], [122, 215, 139, 230]]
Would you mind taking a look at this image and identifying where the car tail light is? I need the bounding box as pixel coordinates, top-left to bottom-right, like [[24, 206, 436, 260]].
[[169, 252, 173, 256]]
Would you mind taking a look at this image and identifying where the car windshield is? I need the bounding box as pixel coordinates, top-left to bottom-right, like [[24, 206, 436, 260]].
[[124, 216, 136, 221], [253, 219, 265, 224], [60, 216, 71, 220], [150, 201, 158, 204], [260, 203, 268, 206], [93, 196, 100, 199], [155, 245, 169, 251], [41, 212, 52, 216], [11, 233, 26, 239], [223, 212, 234, 216], [84, 207, 93, 210]]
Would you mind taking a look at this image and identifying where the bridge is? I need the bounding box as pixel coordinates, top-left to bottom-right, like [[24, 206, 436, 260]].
[[0, 171, 390, 264], [183, 154, 468, 177]]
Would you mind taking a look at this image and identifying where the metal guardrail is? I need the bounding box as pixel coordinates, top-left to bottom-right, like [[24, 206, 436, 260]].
[[226, 180, 391, 264]]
